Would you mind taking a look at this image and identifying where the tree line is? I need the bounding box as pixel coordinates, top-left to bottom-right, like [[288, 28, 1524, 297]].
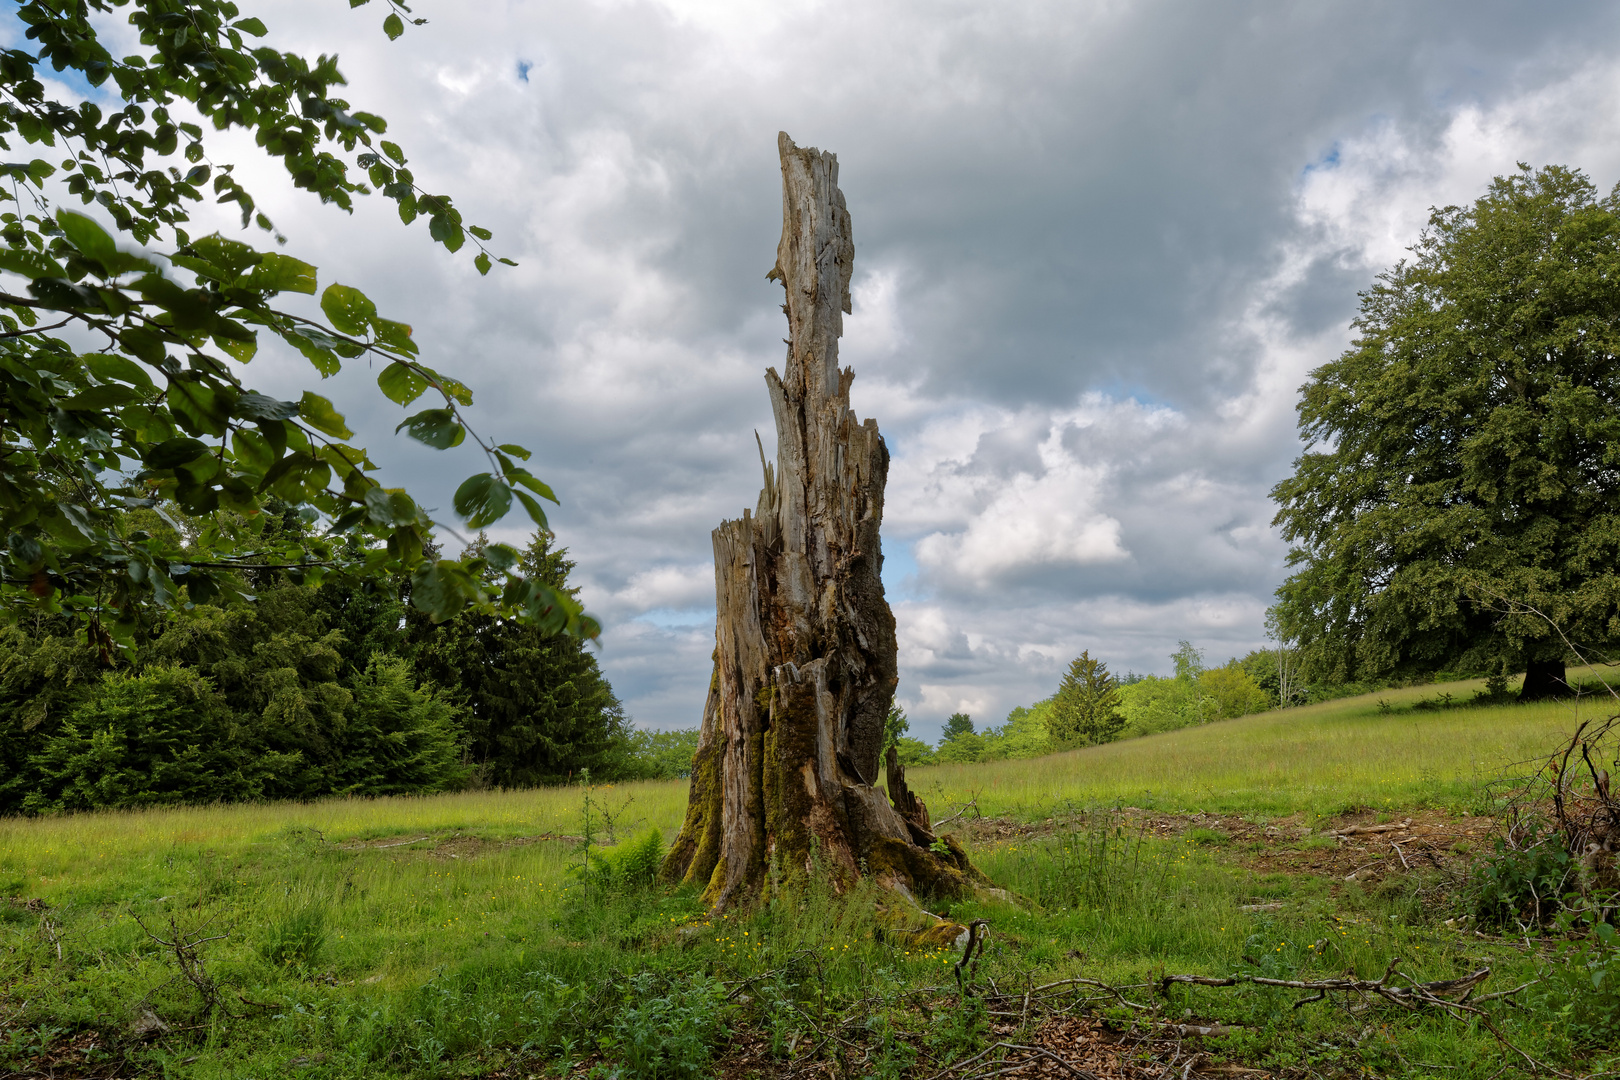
[[883, 641, 1303, 767], [0, 506, 692, 816]]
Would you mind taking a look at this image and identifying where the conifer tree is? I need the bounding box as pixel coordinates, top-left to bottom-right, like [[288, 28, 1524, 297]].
[[1049, 651, 1124, 747], [408, 532, 629, 785]]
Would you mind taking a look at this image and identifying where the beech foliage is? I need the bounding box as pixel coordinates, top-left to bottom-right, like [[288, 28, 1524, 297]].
[[0, 0, 594, 652]]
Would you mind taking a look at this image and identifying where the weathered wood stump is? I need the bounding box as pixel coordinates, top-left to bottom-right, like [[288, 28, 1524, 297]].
[[660, 133, 991, 916]]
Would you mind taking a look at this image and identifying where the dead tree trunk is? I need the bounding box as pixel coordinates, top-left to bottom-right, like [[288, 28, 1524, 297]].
[[661, 133, 989, 913]]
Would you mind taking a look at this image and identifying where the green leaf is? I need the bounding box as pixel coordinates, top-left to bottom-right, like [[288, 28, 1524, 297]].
[[299, 392, 354, 439], [231, 17, 268, 36], [283, 324, 343, 378], [117, 326, 169, 366], [56, 209, 118, 268], [372, 318, 417, 355], [213, 325, 258, 363], [380, 141, 406, 165], [236, 392, 300, 420], [29, 278, 103, 310], [377, 362, 429, 405], [485, 542, 520, 572], [410, 560, 470, 623], [506, 467, 558, 503], [396, 408, 464, 449], [168, 380, 232, 436], [258, 450, 314, 495], [496, 443, 532, 461], [419, 366, 474, 406], [145, 437, 210, 469], [383, 12, 404, 39], [469, 225, 493, 241], [475, 251, 491, 276], [231, 428, 276, 472], [83, 353, 155, 391], [61, 385, 141, 410], [188, 233, 262, 279], [513, 489, 550, 531], [245, 253, 317, 294], [320, 283, 378, 336], [429, 215, 465, 253], [453, 473, 512, 528], [364, 486, 418, 526], [0, 248, 67, 279]]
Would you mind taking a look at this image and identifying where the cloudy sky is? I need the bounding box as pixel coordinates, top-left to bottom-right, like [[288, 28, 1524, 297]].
[[23, 1, 1620, 738]]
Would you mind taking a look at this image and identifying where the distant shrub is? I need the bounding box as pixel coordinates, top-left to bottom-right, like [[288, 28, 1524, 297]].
[[328, 655, 471, 796], [1117, 675, 1197, 737], [935, 730, 987, 763], [1198, 664, 1270, 720], [1048, 651, 1124, 747], [892, 736, 937, 766], [620, 729, 702, 780]]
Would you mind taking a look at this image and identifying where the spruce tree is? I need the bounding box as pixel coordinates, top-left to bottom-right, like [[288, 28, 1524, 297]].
[[1049, 651, 1124, 747], [408, 532, 630, 785]]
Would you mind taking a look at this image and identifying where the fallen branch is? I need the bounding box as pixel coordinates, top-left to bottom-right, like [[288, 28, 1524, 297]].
[[954, 919, 990, 996], [933, 798, 982, 831], [1331, 819, 1411, 837], [1160, 958, 1488, 1008], [1161, 960, 1575, 1078]]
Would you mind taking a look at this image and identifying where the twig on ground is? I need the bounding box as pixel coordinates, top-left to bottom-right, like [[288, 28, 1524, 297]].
[[934, 799, 982, 831]]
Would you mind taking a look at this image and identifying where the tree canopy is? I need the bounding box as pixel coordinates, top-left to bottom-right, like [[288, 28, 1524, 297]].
[[0, 0, 594, 652], [1271, 165, 1620, 697]]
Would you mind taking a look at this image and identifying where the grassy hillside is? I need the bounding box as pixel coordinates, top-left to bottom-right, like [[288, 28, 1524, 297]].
[[4, 672, 1606, 882], [909, 670, 1614, 820], [1, 674, 1611, 1078]]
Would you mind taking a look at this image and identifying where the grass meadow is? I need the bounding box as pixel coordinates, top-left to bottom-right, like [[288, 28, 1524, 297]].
[[2, 674, 1617, 1078]]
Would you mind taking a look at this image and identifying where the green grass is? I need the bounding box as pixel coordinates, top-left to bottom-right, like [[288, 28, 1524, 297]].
[[1, 675, 1615, 1078], [905, 669, 1615, 819]]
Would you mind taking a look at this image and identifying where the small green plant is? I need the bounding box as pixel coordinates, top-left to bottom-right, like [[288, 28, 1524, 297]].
[[588, 828, 665, 892], [1185, 827, 1229, 846], [925, 994, 988, 1063], [1529, 913, 1620, 1050], [597, 971, 727, 1079], [260, 905, 328, 973], [1471, 829, 1573, 929]]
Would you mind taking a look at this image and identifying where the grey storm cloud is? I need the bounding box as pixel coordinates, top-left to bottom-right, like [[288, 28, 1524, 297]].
[[29, 0, 1620, 740]]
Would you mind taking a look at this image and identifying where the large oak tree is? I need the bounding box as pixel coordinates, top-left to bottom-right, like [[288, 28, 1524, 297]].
[[1272, 165, 1620, 699]]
